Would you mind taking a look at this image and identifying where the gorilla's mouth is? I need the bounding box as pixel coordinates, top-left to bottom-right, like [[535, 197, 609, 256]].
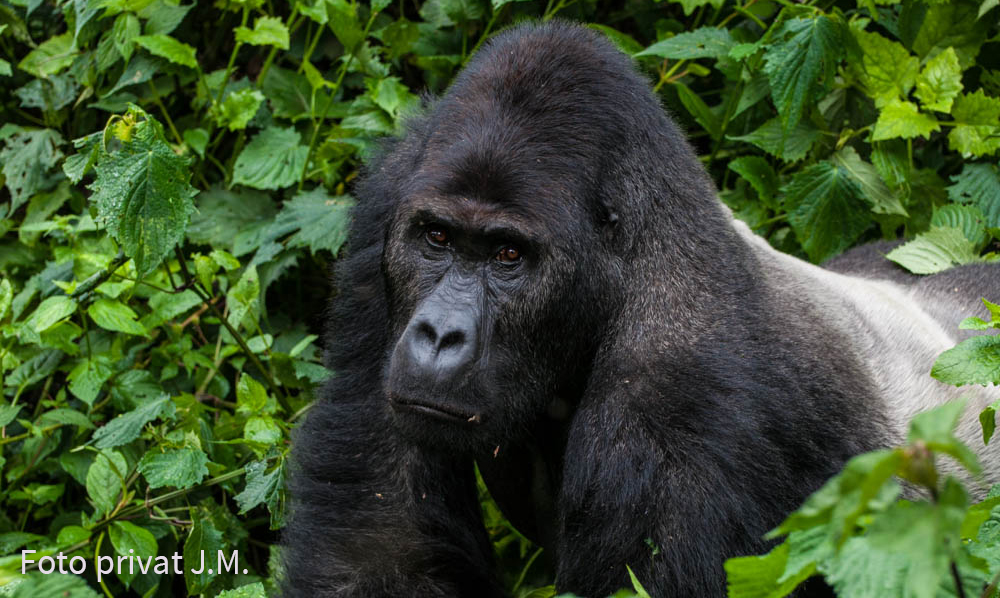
[[389, 395, 483, 425]]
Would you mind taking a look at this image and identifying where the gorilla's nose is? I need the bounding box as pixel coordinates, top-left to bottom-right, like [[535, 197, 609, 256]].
[[402, 308, 478, 382]]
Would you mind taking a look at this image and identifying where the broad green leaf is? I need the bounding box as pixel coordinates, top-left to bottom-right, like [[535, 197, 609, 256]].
[[763, 16, 842, 132], [886, 226, 983, 274], [112, 13, 140, 63], [948, 90, 1000, 157], [237, 375, 269, 415], [728, 156, 779, 210], [912, 2, 990, 68], [851, 29, 919, 108], [68, 356, 115, 406], [367, 76, 418, 119], [588, 24, 644, 56], [783, 161, 872, 263], [25, 295, 77, 333], [17, 32, 76, 77], [915, 47, 963, 112], [87, 298, 147, 336], [932, 336, 1000, 387], [830, 146, 907, 216], [245, 415, 282, 446], [85, 450, 128, 518], [214, 88, 265, 131], [89, 106, 196, 276], [11, 572, 99, 598], [982, 399, 1000, 445], [674, 82, 721, 140], [907, 400, 981, 474], [183, 127, 208, 157], [1, 128, 65, 211], [56, 525, 91, 546], [184, 515, 223, 594], [635, 27, 735, 60], [0, 403, 21, 427], [724, 541, 813, 598], [227, 265, 260, 332], [109, 521, 157, 587], [871, 99, 939, 141], [91, 394, 174, 449], [133, 34, 198, 69], [38, 408, 94, 430], [138, 447, 209, 489], [948, 162, 1000, 228], [328, 0, 365, 50], [187, 186, 277, 248], [930, 204, 989, 249], [234, 16, 290, 49], [234, 459, 285, 528], [217, 582, 267, 598], [0, 279, 11, 321], [729, 118, 819, 162], [232, 127, 309, 190], [274, 189, 355, 254], [667, 0, 724, 16]]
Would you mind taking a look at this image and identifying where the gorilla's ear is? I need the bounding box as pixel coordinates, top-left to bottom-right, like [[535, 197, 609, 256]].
[[598, 198, 619, 230]]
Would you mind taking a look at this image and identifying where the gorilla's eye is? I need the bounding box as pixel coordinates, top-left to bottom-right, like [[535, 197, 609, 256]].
[[496, 246, 522, 264], [425, 228, 449, 247]]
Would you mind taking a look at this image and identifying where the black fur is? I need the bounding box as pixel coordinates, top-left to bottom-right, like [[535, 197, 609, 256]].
[[283, 22, 1000, 597]]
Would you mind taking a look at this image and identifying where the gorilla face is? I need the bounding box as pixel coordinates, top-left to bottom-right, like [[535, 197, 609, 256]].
[[382, 178, 608, 452]]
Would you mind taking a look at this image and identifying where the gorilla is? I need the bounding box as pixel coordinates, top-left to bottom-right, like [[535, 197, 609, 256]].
[[283, 21, 1000, 598]]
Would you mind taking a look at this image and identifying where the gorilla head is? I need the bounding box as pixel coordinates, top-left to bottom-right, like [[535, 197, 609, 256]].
[[376, 23, 725, 452]]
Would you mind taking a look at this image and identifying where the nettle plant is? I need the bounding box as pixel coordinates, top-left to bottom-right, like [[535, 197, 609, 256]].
[[0, 0, 998, 597]]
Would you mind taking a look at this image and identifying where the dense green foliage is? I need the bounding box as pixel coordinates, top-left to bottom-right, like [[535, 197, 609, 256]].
[[0, 0, 998, 596]]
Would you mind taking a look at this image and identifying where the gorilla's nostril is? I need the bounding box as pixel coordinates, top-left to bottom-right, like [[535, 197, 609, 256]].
[[438, 330, 466, 351], [415, 321, 437, 344]]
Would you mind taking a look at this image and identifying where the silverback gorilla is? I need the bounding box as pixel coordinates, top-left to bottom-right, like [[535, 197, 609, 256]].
[[283, 21, 1000, 598]]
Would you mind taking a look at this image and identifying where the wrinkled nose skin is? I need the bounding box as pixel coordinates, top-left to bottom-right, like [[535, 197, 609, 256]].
[[391, 287, 480, 391]]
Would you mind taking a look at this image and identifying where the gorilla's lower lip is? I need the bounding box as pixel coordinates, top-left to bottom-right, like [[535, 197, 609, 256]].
[[390, 396, 482, 424]]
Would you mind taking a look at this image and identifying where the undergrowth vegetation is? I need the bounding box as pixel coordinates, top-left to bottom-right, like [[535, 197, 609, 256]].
[[0, 0, 998, 596]]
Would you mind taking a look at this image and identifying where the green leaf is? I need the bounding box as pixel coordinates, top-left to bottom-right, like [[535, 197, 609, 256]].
[[112, 13, 140, 63], [213, 88, 265, 131], [25, 295, 77, 333], [187, 186, 277, 248], [133, 34, 198, 69], [244, 415, 281, 446], [912, 2, 990, 69], [38, 408, 94, 430], [232, 126, 309, 190], [11, 572, 100, 598], [981, 399, 1000, 445], [851, 29, 919, 108], [948, 90, 1000, 157], [674, 82, 721, 140], [915, 47, 963, 112], [932, 335, 1000, 387], [871, 99, 940, 141], [109, 521, 157, 587], [217, 582, 267, 598], [237, 375, 269, 415], [138, 447, 209, 489], [234, 15, 290, 49], [68, 356, 115, 406], [235, 459, 285, 528], [729, 118, 819, 162], [0, 279, 11, 321], [1, 128, 65, 211], [667, 0, 724, 16], [85, 450, 127, 518], [183, 127, 209, 157], [184, 514, 223, 594], [783, 161, 872, 263], [635, 27, 735, 60], [91, 394, 174, 449], [0, 403, 22, 427], [908, 400, 981, 474], [274, 189, 355, 254], [728, 156, 780, 209], [88, 106, 196, 276], [763, 16, 842, 132], [830, 146, 907, 216], [17, 32, 76, 77], [725, 540, 813, 598], [886, 226, 982, 274], [948, 162, 1000, 228], [87, 298, 147, 336], [227, 265, 260, 332], [930, 204, 989, 249], [367, 76, 419, 119]]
